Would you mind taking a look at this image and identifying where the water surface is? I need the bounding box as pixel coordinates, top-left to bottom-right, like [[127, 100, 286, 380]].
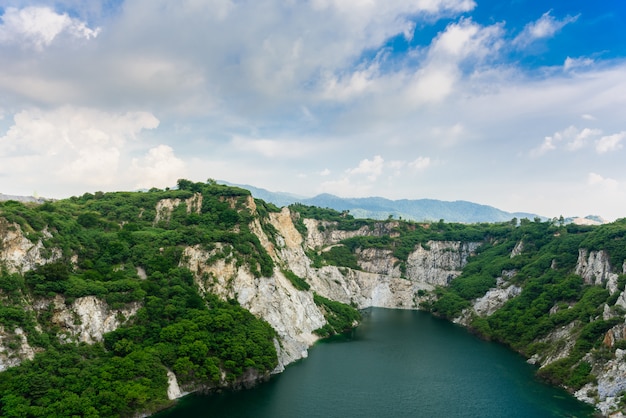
[[156, 308, 595, 418]]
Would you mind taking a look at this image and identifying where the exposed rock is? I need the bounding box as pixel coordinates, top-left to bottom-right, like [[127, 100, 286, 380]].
[[183, 245, 326, 372], [511, 240, 524, 258], [0, 327, 36, 372], [154, 198, 181, 224], [153, 193, 203, 225], [303, 219, 399, 249], [167, 369, 185, 400], [35, 295, 139, 344], [527, 321, 581, 367], [576, 350, 626, 416], [473, 284, 522, 317], [185, 193, 203, 215], [0, 220, 61, 273], [576, 249, 619, 294], [405, 241, 479, 286], [355, 248, 401, 277]]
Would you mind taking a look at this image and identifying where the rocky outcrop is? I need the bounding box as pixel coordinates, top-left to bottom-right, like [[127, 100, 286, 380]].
[[577, 348, 626, 416], [455, 276, 521, 326], [303, 219, 399, 249], [183, 245, 326, 372], [576, 249, 621, 294], [510, 240, 524, 258], [181, 209, 479, 371], [154, 193, 203, 224], [527, 321, 580, 367], [0, 327, 37, 372], [405, 241, 479, 286], [0, 220, 61, 273], [167, 369, 185, 400], [34, 295, 139, 344]]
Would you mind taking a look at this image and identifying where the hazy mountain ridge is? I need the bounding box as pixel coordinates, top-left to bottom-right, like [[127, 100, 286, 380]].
[[219, 181, 541, 223]]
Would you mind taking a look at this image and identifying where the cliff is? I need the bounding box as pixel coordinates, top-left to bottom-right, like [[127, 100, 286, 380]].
[[1, 183, 625, 416]]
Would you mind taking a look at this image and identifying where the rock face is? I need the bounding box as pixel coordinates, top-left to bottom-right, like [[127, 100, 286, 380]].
[[0, 220, 61, 273], [577, 347, 626, 416], [455, 275, 522, 327], [4, 200, 626, 416], [154, 193, 203, 224], [0, 327, 37, 372], [576, 249, 621, 294], [405, 241, 479, 286], [34, 295, 140, 344], [181, 210, 479, 370], [184, 244, 326, 372]]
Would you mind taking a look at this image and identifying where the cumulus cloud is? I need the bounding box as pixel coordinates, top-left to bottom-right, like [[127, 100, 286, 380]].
[[0, 106, 159, 191], [406, 19, 502, 105], [587, 172, 619, 189], [531, 126, 603, 156], [513, 11, 578, 48], [347, 155, 385, 181], [409, 156, 432, 171], [129, 145, 186, 189], [0, 6, 100, 50], [595, 132, 625, 154]]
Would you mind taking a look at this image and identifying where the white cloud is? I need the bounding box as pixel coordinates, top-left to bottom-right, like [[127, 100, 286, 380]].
[[587, 172, 619, 189], [0, 6, 100, 50], [320, 168, 331, 176], [513, 11, 578, 48], [0, 106, 159, 191], [409, 156, 431, 171], [595, 132, 625, 154], [566, 128, 602, 151], [531, 136, 556, 157], [532, 126, 603, 156], [564, 56, 594, 72], [347, 155, 384, 181], [406, 19, 502, 105], [129, 145, 186, 189]]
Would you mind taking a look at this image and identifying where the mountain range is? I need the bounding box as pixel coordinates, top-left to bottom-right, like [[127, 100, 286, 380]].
[[219, 181, 541, 223]]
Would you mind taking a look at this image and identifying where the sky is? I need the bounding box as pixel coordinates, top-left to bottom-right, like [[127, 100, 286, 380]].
[[0, 0, 625, 220]]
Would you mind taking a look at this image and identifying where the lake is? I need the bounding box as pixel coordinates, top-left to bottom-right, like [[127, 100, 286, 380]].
[[155, 308, 595, 417]]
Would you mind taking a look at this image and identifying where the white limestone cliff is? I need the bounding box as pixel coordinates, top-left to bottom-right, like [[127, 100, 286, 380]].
[[181, 208, 479, 371], [0, 220, 61, 273], [33, 295, 139, 344], [576, 249, 621, 294], [0, 327, 37, 372]]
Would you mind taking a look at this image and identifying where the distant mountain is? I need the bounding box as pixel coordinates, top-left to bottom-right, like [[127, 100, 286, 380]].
[[218, 181, 540, 223], [217, 181, 306, 208]]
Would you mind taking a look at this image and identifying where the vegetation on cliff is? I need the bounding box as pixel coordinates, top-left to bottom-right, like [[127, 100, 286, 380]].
[[1, 181, 626, 415], [0, 181, 279, 417]]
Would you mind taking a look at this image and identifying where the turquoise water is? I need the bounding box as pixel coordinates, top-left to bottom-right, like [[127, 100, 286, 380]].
[[156, 308, 595, 418]]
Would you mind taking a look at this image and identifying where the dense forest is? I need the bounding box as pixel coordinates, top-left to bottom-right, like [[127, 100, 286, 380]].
[[0, 181, 358, 417], [1, 180, 625, 416]]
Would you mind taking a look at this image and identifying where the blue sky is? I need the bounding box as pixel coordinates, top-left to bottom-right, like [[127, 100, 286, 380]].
[[0, 0, 625, 220]]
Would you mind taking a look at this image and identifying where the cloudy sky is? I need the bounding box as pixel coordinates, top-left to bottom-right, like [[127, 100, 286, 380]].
[[1, 0, 625, 220]]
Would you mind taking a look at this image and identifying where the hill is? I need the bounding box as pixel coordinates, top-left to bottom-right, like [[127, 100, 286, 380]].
[[0, 180, 625, 416]]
